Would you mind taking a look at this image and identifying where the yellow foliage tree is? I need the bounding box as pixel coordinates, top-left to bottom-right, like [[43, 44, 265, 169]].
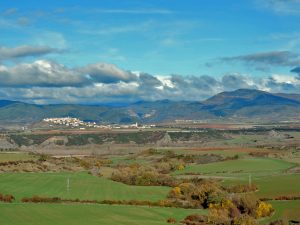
[[256, 201, 274, 218], [177, 164, 185, 170]]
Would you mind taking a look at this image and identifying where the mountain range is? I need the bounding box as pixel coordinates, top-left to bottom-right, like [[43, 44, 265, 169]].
[[1, 89, 300, 124]]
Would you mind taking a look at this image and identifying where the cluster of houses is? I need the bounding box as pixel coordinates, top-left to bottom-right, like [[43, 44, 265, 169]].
[[43, 117, 156, 129], [43, 117, 102, 128]]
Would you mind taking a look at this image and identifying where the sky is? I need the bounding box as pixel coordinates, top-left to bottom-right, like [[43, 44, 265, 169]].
[[0, 0, 300, 104]]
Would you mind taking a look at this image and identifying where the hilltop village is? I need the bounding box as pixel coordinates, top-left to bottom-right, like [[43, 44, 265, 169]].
[[43, 117, 156, 129]]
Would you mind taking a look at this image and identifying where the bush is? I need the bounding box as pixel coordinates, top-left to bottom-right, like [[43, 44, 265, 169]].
[[181, 214, 208, 225], [273, 196, 300, 200], [166, 218, 176, 224], [111, 165, 176, 186], [21, 196, 61, 203], [0, 193, 15, 203], [79, 160, 92, 169], [232, 194, 258, 217], [256, 201, 274, 218], [232, 214, 258, 225], [226, 184, 258, 193], [208, 195, 273, 224], [168, 180, 226, 209], [269, 220, 287, 225]]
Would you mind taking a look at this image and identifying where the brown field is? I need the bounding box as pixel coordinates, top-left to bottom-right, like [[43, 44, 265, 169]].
[[184, 147, 259, 153]]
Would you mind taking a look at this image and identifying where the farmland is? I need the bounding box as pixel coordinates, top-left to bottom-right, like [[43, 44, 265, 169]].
[[0, 172, 170, 202], [0, 127, 300, 224], [0, 152, 36, 162], [0, 204, 204, 225]]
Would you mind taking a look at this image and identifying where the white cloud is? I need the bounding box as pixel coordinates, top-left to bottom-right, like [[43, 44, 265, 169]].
[[271, 74, 300, 84], [0, 59, 300, 103]]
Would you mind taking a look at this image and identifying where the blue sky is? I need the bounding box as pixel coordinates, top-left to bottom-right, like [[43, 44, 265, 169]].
[[0, 0, 300, 103]]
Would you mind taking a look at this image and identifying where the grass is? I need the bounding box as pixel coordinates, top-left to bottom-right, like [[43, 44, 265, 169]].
[[173, 157, 295, 177], [262, 200, 300, 224], [0, 203, 205, 225], [162, 148, 249, 157], [0, 152, 36, 162], [0, 172, 170, 202], [224, 173, 300, 198], [109, 155, 149, 166], [223, 134, 265, 145], [177, 156, 300, 199]]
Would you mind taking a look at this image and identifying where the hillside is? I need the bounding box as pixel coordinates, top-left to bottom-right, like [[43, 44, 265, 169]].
[[0, 89, 300, 124]]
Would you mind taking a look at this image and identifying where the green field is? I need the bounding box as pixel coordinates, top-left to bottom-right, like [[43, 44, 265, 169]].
[[0, 203, 204, 225], [173, 157, 295, 177], [161, 148, 250, 157], [224, 173, 300, 198], [0, 145, 299, 224], [0, 172, 170, 201], [0, 152, 36, 162], [110, 155, 149, 166], [262, 200, 300, 224]]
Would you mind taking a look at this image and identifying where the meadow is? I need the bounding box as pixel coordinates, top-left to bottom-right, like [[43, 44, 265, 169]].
[[224, 173, 300, 198], [0, 172, 170, 202], [0, 203, 204, 225], [173, 157, 295, 177], [262, 200, 300, 224]]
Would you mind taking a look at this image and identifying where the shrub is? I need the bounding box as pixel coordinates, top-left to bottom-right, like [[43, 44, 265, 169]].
[[226, 184, 258, 193], [166, 218, 176, 224], [168, 180, 226, 209], [111, 165, 176, 186], [232, 194, 258, 217], [0, 193, 15, 203], [169, 186, 182, 198], [208, 199, 241, 224], [38, 154, 49, 162], [256, 201, 274, 218], [269, 220, 287, 225], [21, 196, 61, 203], [181, 214, 208, 225], [177, 164, 185, 170], [79, 160, 92, 169], [232, 214, 258, 225], [273, 196, 300, 200]]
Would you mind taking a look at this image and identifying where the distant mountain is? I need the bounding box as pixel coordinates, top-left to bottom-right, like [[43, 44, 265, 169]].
[[0, 89, 300, 124], [274, 93, 300, 102], [0, 100, 19, 107], [203, 89, 300, 119]]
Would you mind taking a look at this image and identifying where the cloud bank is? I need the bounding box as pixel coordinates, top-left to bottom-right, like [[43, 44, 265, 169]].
[[0, 58, 299, 104]]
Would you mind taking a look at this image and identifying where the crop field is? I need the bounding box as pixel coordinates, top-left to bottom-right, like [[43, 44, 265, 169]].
[[173, 157, 295, 177], [0, 204, 204, 225], [262, 200, 300, 224], [0, 128, 300, 224], [0, 172, 170, 202], [166, 147, 255, 157], [0, 152, 36, 162], [224, 173, 300, 198]]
